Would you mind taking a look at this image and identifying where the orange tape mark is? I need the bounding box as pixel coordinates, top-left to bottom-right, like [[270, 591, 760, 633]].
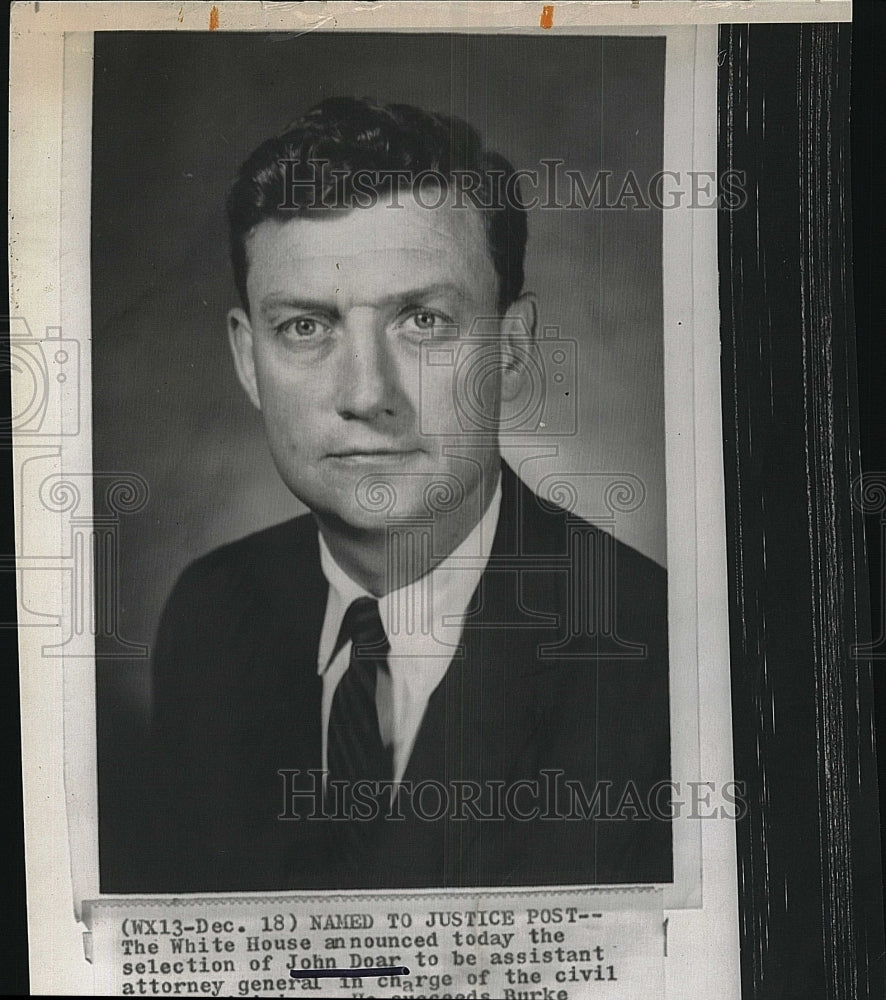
[[209, 5, 219, 30], [540, 5, 554, 29]]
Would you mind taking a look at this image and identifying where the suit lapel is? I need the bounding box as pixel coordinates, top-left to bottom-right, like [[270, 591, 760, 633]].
[[401, 465, 549, 884]]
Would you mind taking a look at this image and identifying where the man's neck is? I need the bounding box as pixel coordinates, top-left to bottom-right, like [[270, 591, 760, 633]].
[[316, 467, 502, 597]]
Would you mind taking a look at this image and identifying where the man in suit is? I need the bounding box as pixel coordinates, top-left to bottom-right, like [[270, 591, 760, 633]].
[[137, 97, 671, 892]]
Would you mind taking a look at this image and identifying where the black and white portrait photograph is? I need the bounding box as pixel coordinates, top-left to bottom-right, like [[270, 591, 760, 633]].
[[92, 30, 676, 895]]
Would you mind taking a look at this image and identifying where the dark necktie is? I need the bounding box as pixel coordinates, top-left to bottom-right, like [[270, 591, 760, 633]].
[[327, 596, 393, 800]]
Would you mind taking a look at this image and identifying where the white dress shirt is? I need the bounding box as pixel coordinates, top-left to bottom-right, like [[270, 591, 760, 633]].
[[317, 477, 503, 784]]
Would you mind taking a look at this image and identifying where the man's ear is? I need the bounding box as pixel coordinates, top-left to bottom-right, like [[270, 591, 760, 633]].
[[499, 292, 538, 402], [227, 307, 262, 411]]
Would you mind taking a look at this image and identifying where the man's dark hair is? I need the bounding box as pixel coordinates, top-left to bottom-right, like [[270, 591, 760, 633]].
[[227, 96, 528, 313]]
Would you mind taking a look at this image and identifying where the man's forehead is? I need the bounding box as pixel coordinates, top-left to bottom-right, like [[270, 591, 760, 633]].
[[245, 195, 489, 272]]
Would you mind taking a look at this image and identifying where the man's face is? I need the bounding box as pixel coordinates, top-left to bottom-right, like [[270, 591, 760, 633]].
[[228, 191, 534, 537]]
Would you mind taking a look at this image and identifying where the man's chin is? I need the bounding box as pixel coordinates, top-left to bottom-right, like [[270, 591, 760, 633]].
[[310, 484, 472, 533], [312, 461, 470, 520], [321, 496, 439, 533]]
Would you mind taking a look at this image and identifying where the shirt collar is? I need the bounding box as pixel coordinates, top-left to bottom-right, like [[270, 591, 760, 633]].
[[317, 471, 503, 673]]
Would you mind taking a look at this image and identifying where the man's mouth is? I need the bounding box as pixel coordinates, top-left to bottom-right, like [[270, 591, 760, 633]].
[[327, 448, 423, 463]]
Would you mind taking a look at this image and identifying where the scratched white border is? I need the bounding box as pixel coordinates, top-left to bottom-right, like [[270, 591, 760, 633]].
[[6, 1, 780, 994], [10, 0, 852, 32]]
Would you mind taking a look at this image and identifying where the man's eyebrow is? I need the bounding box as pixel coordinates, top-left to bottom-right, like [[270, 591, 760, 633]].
[[384, 282, 467, 304], [257, 283, 467, 319], [258, 296, 342, 320]]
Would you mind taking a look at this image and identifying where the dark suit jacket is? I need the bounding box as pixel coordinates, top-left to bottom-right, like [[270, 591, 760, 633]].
[[130, 464, 671, 892]]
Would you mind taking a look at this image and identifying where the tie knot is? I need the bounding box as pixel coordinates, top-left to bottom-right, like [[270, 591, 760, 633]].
[[336, 597, 388, 660]]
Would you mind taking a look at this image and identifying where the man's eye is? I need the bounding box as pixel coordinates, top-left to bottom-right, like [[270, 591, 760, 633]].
[[412, 311, 438, 329], [277, 317, 328, 338], [403, 310, 450, 331]]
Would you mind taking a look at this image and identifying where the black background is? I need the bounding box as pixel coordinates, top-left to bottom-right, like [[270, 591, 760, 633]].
[[2, 6, 886, 995]]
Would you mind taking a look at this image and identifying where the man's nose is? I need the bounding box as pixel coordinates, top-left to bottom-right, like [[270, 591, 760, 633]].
[[335, 314, 404, 423]]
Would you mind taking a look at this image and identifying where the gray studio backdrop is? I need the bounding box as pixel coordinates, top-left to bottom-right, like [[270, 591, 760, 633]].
[[92, 32, 666, 730]]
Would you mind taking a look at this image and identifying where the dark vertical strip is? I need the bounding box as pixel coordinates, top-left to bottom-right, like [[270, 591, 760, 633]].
[[851, 0, 886, 944], [718, 22, 884, 1000], [798, 24, 862, 1000]]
